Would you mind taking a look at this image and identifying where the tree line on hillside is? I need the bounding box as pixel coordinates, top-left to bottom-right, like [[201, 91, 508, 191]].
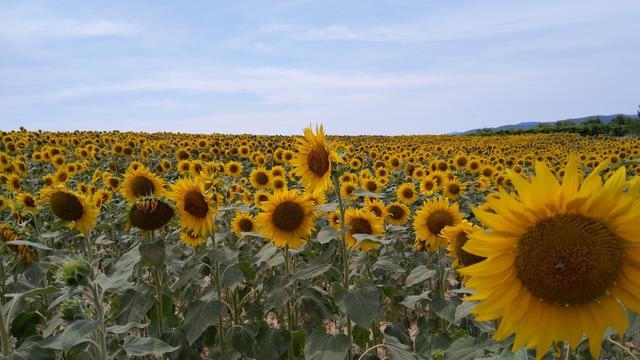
[[473, 111, 640, 137]]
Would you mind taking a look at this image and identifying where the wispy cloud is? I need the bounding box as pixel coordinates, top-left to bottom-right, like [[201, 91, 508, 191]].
[[0, 18, 139, 39]]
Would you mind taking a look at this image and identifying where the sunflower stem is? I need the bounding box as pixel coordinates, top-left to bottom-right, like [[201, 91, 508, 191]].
[[283, 246, 296, 359], [333, 172, 353, 359], [0, 305, 10, 357], [212, 228, 228, 360], [608, 337, 639, 360]]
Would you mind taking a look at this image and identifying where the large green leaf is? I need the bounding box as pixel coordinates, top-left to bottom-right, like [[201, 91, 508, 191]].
[[183, 300, 224, 344], [255, 326, 290, 360], [335, 281, 382, 329], [445, 335, 485, 360], [139, 239, 165, 268], [384, 333, 417, 360], [94, 245, 141, 294], [122, 336, 180, 356], [287, 259, 332, 286], [5, 240, 52, 250], [304, 330, 350, 360], [405, 265, 437, 287], [40, 319, 100, 352]]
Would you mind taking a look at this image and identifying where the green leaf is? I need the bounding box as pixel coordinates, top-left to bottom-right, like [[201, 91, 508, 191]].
[[122, 336, 180, 356], [352, 233, 392, 245], [255, 326, 290, 360], [315, 227, 339, 244], [304, 330, 350, 360], [384, 334, 417, 360], [454, 301, 476, 325], [314, 202, 338, 212], [94, 245, 141, 293], [183, 300, 224, 344], [287, 260, 332, 286], [230, 326, 257, 357], [7, 337, 55, 360], [5, 240, 52, 250], [107, 322, 148, 334], [405, 265, 437, 287], [40, 319, 100, 352], [335, 281, 382, 329], [400, 290, 431, 309], [445, 335, 484, 360], [254, 243, 279, 266], [351, 190, 384, 198], [139, 239, 165, 268], [221, 266, 244, 291]]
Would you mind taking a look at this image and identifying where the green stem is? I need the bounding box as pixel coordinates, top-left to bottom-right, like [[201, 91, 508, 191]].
[[333, 173, 352, 359], [608, 337, 639, 360], [0, 306, 10, 356], [283, 247, 296, 359], [90, 284, 108, 360], [212, 229, 227, 360], [153, 267, 165, 336]]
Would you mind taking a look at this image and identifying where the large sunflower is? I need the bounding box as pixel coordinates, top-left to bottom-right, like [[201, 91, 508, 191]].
[[43, 186, 98, 233], [291, 125, 342, 194], [168, 178, 216, 236], [255, 189, 315, 249], [344, 208, 384, 251], [120, 166, 165, 203], [460, 159, 640, 359], [413, 197, 463, 250]]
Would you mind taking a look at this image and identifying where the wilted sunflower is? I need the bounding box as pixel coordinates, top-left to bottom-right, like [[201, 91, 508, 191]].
[[291, 125, 342, 194], [121, 166, 165, 203], [344, 208, 384, 251], [129, 197, 174, 231], [231, 212, 256, 237], [256, 189, 315, 249], [168, 178, 216, 236], [384, 202, 410, 225], [441, 220, 484, 269], [0, 225, 33, 263], [413, 197, 463, 250], [43, 186, 98, 233], [460, 159, 640, 359]]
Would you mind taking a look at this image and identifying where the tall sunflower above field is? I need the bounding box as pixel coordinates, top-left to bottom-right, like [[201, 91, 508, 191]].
[[291, 125, 342, 194], [461, 157, 640, 359]]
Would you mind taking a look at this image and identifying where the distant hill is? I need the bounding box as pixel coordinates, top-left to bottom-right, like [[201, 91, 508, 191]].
[[459, 114, 640, 135]]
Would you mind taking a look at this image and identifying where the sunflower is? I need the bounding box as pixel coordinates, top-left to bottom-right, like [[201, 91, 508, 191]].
[[419, 177, 437, 195], [396, 182, 417, 204], [0, 224, 33, 263], [384, 202, 410, 225], [413, 197, 463, 250], [120, 166, 165, 203], [361, 178, 381, 194], [42, 186, 98, 233], [168, 178, 216, 236], [16, 192, 38, 213], [128, 197, 175, 231], [254, 191, 271, 208], [249, 167, 271, 190], [443, 178, 465, 200], [231, 212, 256, 237], [340, 181, 358, 200], [225, 161, 243, 177], [460, 159, 640, 359], [327, 210, 341, 229], [255, 189, 315, 249], [271, 176, 288, 192], [344, 208, 384, 251], [441, 220, 484, 269], [6, 174, 21, 192], [291, 125, 342, 194], [363, 198, 385, 218], [179, 229, 206, 247]]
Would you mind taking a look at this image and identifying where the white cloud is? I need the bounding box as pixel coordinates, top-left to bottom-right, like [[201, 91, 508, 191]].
[[0, 18, 139, 39]]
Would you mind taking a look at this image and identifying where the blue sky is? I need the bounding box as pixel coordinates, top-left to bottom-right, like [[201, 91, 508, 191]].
[[1, 0, 639, 135]]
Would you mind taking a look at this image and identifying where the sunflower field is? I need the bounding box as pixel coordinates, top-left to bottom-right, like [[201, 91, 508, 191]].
[[1, 126, 640, 360]]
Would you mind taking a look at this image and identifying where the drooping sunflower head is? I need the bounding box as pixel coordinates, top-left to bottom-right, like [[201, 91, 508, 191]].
[[460, 158, 640, 359], [168, 177, 216, 237], [120, 166, 165, 203], [255, 189, 315, 249], [291, 125, 343, 194], [231, 212, 256, 237], [413, 197, 463, 251], [128, 197, 174, 231], [384, 201, 410, 225], [42, 186, 98, 234], [344, 208, 384, 251], [441, 220, 484, 269]]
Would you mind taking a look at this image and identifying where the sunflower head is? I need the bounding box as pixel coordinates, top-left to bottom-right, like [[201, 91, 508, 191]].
[[460, 158, 640, 359], [291, 125, 343, 194], [413, 197, 463, 250], [396, 183, 417, 204], [231, 212, 256, 237], [168, 178, 216, 236], [121, 166, 165, 203], [256, 189, 315, 249], [344, 208, 384, 251], [44, 186, 98, 233], [129, 197, 174, 231], [385, 202, 410, 225], [441, 220, 484, 269], [179, 229, 206, 248]]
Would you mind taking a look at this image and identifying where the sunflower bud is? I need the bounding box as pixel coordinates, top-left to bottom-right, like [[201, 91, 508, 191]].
[[60, 299, 85, 321], [61, 258, 91, 287]]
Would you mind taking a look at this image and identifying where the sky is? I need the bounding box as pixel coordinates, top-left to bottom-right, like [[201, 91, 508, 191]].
[[1, 0, 639, 135]]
